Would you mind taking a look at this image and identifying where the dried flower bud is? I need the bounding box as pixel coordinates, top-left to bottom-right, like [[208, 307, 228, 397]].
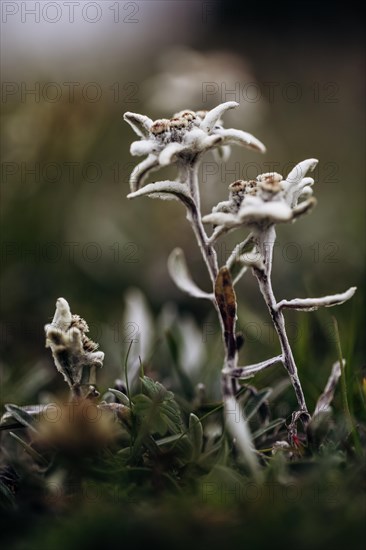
[[229, 180, 246, 193], [70, 314, 99, 353], [45, 298, 104, 392], [257, 172, 283, 194], [246, 180, 258, 194], [170, 117, 188, 129], [150, 118, 171, 135], [174, 110, 196, 122], [229, 180, 247, 209], [257, 172, 283, 184]]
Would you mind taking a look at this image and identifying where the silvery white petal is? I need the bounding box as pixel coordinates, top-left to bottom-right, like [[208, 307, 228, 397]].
[[200, 101, 239, 132], [298, 177, 315, 189], [276, 286, 357, 311], [239, 199, 293, 223], [159, 142, 185, 166], [298, 185, 313, 200], [292, 177, 315, 204], [184, 127, 211, 149], [127, 180, 194, 208], [130, 154, 159, 192], [214, 128, 266, 153], [123, 112, 153, 138], [283, 159, 318, 206], [202, 211, 241, 228], [199, 134, 223, 151], [168, 248, 214, 300], [285, 159, 318, 186], [212, 199, 232, 214], [47, 297, 72, 333], [148, 193, 180, 201], [130, 140, 157, 157], [291, 197, 316, 218]]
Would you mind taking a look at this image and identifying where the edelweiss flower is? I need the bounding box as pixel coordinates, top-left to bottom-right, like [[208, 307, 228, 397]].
[[45, 298, 104, 390], [124, 101, 266, 192], [202, 159, 318, 232]]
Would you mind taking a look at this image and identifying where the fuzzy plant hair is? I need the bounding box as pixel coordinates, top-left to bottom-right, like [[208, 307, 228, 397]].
[[123, 101, 356, 466]]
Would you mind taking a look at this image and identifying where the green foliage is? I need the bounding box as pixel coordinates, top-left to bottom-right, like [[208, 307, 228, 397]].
[[0, 333, 364, 549], [133, 377, 183, 436]]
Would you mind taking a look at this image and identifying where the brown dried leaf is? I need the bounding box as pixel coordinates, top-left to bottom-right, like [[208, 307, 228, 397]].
[[215, 267, 237, 359]]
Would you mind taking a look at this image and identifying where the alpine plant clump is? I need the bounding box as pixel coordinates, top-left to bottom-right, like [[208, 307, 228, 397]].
[[124, 101, 356, 469]]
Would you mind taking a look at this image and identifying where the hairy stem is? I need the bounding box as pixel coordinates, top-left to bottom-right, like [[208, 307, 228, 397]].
[[182, 161, 259, 471], [186, 164, 218, 283], [185, 164, 237, 402], [253, 226, 308, 415]]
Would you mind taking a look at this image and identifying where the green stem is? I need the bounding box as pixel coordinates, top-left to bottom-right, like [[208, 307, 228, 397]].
[[124, 340, 133, 410], [332, 317, 361, 454]]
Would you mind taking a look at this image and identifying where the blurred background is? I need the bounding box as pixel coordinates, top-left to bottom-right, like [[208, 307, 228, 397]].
[[1, 1, 365, 414]]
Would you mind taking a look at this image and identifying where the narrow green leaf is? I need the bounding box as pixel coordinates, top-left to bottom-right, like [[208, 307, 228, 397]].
[[4, 404, 39, 433], [244, 389, 272, 421], [156, 433, 184, 447], [9, 432, 48, 466], [107, 388, 131, 407], [252, 418, 285, 440], [0, 478, 16, 509], [189, 413, 203, 460]]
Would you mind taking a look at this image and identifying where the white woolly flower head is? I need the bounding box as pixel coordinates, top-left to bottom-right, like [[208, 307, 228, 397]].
[[45, 298, 104, 391], [124, 101, 266, 192], [203, 159, 318, 232]]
